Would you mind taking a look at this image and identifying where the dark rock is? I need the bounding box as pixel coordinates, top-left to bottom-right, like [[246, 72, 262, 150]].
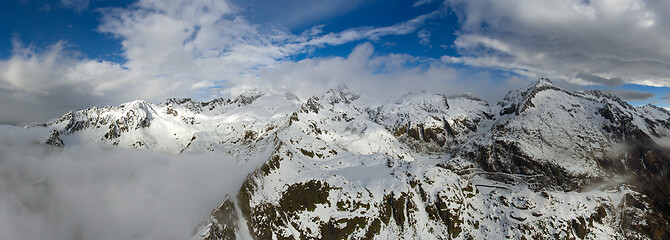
[[45, 130, 64, 147]]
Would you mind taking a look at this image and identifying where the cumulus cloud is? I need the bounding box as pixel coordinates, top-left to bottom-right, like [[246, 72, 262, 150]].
[[443, 0, 670, 87], [97, 0, 435, 79], [226, 42, 522, 105], [0, 40, 136, 124], [0, 125, 262, 240], [0, 37, 206, 124]]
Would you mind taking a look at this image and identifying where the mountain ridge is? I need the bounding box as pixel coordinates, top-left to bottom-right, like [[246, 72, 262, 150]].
[[29, 79, 670, 239]]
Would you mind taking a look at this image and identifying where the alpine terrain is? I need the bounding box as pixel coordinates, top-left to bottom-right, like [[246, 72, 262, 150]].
[[33, 78, 670, 239]]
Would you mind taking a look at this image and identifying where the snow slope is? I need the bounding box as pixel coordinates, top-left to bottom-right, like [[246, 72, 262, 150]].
[[26, 79, 670, 239]]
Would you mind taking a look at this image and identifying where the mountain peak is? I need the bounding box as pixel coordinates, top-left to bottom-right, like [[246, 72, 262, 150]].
[[534, 77, 554, 88], [164, 97, 195, 106], [498, 78, 564, 115], [233, 89, 266, 105], [525, 77, 560, 93], [324, 85, 359, 105], [448, 92, 485, 102]]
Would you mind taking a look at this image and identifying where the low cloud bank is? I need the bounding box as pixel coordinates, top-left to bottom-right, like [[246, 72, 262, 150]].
[[0, 125, 257, 240]]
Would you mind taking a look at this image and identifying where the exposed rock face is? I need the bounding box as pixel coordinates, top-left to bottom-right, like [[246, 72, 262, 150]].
[[369, 91, 492, 152], [36, 80, 670, 239], [200, 197, 238, 240], [45, 129, 64, 147]]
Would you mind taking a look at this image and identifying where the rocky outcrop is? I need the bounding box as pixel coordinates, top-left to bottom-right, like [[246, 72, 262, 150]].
[[45, 129, 64, 147], [200, 197, 238, 240]]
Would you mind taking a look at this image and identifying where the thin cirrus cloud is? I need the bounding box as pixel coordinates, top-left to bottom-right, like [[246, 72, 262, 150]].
[[442, 0, 670, 87], [60, 0, 90, 12], [413, 0, 438, 7], [231, 0, 370, 29]]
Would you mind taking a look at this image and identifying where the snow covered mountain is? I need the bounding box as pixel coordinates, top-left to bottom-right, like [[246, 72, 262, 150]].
[[35, 78, 670, 239]]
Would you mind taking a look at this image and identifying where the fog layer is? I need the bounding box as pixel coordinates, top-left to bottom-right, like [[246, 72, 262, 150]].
[[0, 125, 258, 240]]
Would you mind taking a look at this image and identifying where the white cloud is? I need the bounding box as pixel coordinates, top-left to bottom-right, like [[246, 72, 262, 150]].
[[413, 0, 437, 7], [443, 0, 670, 87], [0, 125, 261, 240], [297, 10, 438, 47], [96, 0, 436, 90], [418, 29, 431, 46], [0, 40, 143, 124], [0, 40, 136, 97], [225, 42, 519, 106]]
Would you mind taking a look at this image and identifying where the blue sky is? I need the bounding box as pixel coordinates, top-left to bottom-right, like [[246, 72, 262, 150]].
[[1, 0, 669, 123], [0, 0, 131, 61]]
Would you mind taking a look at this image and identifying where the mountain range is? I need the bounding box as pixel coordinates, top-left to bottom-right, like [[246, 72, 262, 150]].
[[34, 78, 670, 239]]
